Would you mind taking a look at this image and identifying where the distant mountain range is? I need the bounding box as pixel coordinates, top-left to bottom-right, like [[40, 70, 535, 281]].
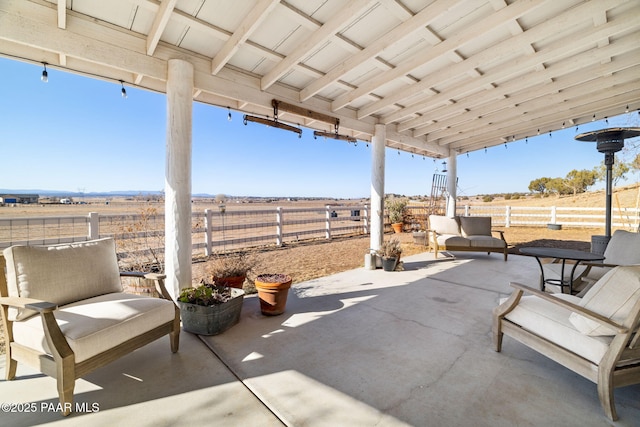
[[1, 189, 174, 197]]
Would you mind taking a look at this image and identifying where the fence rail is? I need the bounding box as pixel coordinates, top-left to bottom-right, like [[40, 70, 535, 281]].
[[2, 204, 638, 260], [0, 206, 370, 259]]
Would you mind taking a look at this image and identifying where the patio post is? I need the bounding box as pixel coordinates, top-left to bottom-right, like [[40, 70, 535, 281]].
[[370, 124, 385, 254], [445, 153, 456, 217], [165, 59, 193, 300]]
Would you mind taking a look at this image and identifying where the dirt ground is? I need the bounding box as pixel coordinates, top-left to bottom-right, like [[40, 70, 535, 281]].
[[192, 225, 605, 289], [0, 224, 622, 355]]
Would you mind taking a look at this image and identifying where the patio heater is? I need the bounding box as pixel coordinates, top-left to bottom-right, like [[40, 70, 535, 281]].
[[575, 127, 640, 254]]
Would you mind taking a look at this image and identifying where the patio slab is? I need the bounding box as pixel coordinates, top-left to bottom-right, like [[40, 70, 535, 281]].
[[201, 251, 640, 426], [1, 251, 639, 426], [0, 331, 283, 426]]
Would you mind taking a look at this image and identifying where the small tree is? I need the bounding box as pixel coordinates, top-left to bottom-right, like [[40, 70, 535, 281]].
[[564, 169, 597, 196], [528, 177, 551, 194]]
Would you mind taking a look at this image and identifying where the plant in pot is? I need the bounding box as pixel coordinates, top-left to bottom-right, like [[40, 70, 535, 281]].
[[376, 238, 403, 271], [205, 251, 256, 289], [386, 197, 407, 233], [177, 284, 245, 335], [254, 273, 292, 316]]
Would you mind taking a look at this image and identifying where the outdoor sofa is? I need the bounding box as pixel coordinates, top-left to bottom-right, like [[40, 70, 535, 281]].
[[428, 215, 508, 260], [0, 238, 180, 416]]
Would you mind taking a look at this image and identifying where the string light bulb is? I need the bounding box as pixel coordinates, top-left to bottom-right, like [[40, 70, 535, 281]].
[[626, 105, 629, 113], [120, 80, 127, 99], [592, 114, 596, 121], [41, 63, 48, 82], [227, 106, 232, 121]]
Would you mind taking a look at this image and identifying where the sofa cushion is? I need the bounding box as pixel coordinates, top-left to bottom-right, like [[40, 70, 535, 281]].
[[503, 294, 612, 364], [460, 216, 492, 237], [429, 215, 461, 236], [569, 266, 640, 336], [603, 230, 640, 265], [3, 238, 122, 321], [436, 234, 470, 247], [12, 292, 176, 363], [467, 235, 505, 249]]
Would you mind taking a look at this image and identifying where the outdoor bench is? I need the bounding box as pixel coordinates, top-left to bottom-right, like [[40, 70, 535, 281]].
[[428, 215, 508, 261]]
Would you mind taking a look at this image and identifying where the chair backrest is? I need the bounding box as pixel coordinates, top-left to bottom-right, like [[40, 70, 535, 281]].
[[3, 238, 122, 321], [603, 230, 640, 265], [460, 216, 492, 237]]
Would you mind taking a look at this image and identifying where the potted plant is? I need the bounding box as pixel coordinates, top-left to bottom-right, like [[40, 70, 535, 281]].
[[386, 198, 407, 233], [254, 273, 292, 316], [177, 283, 245, 335], [376, 238, 403, 271], [205, 251, 256, 289]]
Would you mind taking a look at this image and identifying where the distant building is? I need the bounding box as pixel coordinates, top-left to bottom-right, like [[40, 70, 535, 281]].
[[0, 194, 39, 204]]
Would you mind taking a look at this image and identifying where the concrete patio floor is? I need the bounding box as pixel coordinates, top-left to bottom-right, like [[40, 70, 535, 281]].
[[1, 251, 639, 426]]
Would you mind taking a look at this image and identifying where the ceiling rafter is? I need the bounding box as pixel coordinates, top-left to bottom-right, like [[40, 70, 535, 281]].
[[146, 0, 178, 56], [331, 0, 545, 112], [211, 0, 280, 75], [260, 0, 376, 91], [57, 0, 66, 29], [299, 0, 459, 102], [392, 13, 638, 133]]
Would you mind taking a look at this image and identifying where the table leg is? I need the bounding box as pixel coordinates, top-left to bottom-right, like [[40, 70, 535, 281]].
[[533, 256, 545, 291]]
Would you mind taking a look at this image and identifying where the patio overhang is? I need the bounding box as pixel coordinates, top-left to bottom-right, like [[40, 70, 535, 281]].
[[1, 0, 637, 156], [1, 0, 638, 294]]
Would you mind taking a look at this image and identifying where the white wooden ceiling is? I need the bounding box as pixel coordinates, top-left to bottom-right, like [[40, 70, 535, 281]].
[[1, 0, 638, 158]]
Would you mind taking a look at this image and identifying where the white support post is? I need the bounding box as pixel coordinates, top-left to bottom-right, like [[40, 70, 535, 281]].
[[445, 153, 456, 217], [204, 209, 213, 256], [551, 206, 557, 224], [325, 205, 332, 240], [505, 206, 511, 228], [464, 205, 470, 216], [164, 59, 193, 300], [88, 212, 99, 240], [276, 207, 283, 246], [370, 124, 385, 254]]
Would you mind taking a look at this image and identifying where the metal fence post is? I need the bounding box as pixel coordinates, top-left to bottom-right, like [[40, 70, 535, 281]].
[[88, 212, 99, 240], [276, 207, 283, 246], [325, 205, 331, 240], [204, 209, 213, 256]]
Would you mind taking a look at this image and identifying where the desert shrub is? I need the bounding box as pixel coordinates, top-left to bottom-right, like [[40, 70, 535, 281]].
[[482, 195, 494, 202]]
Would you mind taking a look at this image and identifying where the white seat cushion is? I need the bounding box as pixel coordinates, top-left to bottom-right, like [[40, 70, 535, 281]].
[[429, 215, 461, 236], [569, 265, 640, 336], [503, 294, 612, 364], [12, 293, 176, 363], [437, 234, 470, 247], [467, 235, 505, 249]]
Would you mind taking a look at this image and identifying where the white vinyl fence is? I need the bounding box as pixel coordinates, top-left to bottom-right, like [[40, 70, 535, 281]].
[[0, 206, 370, 257]]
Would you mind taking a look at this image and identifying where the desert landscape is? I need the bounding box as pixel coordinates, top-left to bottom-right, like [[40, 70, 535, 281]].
[[1, 185, 639, 354]]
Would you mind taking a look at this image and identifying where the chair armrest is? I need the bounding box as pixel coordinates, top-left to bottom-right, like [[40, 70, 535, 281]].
[[0, 296, 53, 310], [581, 262, 619, 269], [509, 282, 628, 334], [120, 271, 173, 301], [491, 229, 507, 243]]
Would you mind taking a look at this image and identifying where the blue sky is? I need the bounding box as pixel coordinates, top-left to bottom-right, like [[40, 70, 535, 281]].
[[1, 57, 638, 198]]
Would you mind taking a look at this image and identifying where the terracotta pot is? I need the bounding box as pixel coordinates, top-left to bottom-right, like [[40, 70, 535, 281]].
[[213, 275, 246, 289], [391, 222, 403, 233], [255, 274, 292, 316]]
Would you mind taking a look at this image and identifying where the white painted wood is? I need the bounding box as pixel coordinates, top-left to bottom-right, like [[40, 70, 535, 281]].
[[146, 0, 178, 56], [370, 124, 386, 254], [165, 59, 193, 300]]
